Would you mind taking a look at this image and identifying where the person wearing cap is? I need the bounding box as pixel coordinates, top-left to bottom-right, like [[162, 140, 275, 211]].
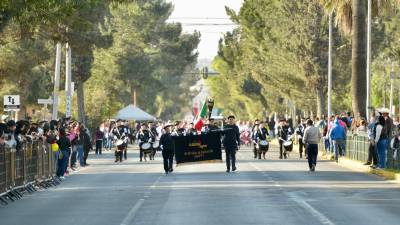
[[186, 122, 198, 135], [295, 118, 306, 158], [251, 119, 260, 158], [256, 121, 269, 159], [204, 118, 219, 132], [277, 119, 292, 159], [222, 115, 240, 173], [136, 123, 153, 162], [160, 124, 175, 174], [303, 119, 321, 171]]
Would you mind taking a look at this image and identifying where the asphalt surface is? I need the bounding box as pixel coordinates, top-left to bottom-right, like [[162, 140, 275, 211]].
[[1, 145, 400, 225]]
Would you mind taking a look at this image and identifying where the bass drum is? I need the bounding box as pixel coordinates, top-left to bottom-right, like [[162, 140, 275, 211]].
[[141, 142, 153, 154], [283, 141, 293, 152], [116, 139, 125, 151], [258, 140, 269, 152], [152, 141, 160, 150]]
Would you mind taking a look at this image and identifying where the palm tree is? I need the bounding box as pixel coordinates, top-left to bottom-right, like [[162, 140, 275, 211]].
[[320, 0, 397, 117]]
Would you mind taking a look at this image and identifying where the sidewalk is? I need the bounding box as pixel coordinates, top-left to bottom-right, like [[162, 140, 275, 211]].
[[288, 141, 400, 183]]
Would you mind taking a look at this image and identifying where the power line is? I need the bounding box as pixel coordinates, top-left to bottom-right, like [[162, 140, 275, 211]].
[[179, 23, 236, 26], [169, 17, 232, 20]]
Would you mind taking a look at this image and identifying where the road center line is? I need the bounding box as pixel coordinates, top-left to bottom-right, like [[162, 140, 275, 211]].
[[120, 198, 145, 225], [120, 174, 163, 225], [244, 153, 336, 225]]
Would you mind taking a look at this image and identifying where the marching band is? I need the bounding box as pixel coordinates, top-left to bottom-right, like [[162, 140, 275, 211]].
[[101, 116, 319, 173]]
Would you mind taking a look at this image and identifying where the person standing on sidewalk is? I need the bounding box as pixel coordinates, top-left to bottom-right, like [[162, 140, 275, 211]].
[[303, 119, 321, 172], [364, 113, 378, 168], [374, 115, 389, 169], [76, 125, 85, 167], [329, 118, 347, 163], [95, 127, 104, 155], [57, 128, 71, 178]]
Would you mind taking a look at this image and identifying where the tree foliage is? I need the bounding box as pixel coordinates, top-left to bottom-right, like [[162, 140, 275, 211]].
[[1, 0, 200, 127]]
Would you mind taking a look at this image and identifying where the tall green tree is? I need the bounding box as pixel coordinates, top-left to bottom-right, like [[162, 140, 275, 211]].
[[319, 0, 398, 117]]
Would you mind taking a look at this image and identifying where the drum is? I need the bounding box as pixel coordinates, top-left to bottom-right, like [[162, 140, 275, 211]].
[[152, 141, 160, 149], [259, 140, 268, 147], [258, 140, 269, 152], [115, 139, 124, 146], [116, 139, 125, 151], [283, 141, 293, 152], [141, 142, 151, 150], [141, 142, 153, 154]]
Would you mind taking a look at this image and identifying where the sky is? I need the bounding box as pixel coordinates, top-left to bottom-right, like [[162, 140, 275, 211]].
[[167, 0, 244, 60]]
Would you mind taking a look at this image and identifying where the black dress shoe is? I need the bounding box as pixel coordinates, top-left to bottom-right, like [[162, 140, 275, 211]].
[[363, 162, 371, 166], [169, 169, 173, 173], [226, 169, 230, 173], [232, 167, 237, 172]]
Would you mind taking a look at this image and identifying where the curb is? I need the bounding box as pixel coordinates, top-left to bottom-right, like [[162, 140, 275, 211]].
[[322, 152, 400, 183], [292, 143, 400, 183]]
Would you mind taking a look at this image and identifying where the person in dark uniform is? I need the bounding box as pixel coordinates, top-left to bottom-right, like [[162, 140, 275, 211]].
[[295, 118, 306, 158], [205, 118, 220, 132], [112, 120, 127, 162], [223, 115, 240, 173], [251, 119, 260, 158], [149, 122, 158, 160], [136, 123, 153, 162], [160, 124, 175, 174], [256, 121, 269, 159], [277, 119, 292, 159], [184, 122, 196, 135]]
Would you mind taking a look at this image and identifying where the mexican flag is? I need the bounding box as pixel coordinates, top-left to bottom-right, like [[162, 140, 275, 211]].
[[192, 102, 199, 117], [194, 101, 207, 131]]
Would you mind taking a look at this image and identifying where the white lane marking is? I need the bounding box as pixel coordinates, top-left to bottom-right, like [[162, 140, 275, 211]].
[[243, 153, 336, 225], [120, 198, 145, 225], [120, 174, 163, 225], [287, 192, 335, 225]]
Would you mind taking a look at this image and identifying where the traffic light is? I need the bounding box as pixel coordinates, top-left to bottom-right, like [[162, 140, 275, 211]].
[[201, 67, 209, 79]]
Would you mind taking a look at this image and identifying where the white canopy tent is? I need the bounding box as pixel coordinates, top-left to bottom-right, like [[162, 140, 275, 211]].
[[114, 104, 156, 121]]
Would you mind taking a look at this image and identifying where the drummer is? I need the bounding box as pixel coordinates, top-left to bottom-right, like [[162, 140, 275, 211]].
[[149, 122, 159, 160], [136, 123, 153, 162], [256, 121, 269, 159], [112, 120, 128, 162]]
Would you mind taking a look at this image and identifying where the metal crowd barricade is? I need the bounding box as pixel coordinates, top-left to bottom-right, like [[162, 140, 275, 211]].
[[0, 139, 58, 204], [345, 132, 369, 163], [0, 144, 6, 194], [344, 132, 400, 170], [387, 144, 400, 170]]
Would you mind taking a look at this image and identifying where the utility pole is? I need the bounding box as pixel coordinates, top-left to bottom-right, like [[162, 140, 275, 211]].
[[366, 0, 372, 118], [328, 13, 333, 117], [52, 43, 62, 120], [384, 67, 387, 108], [65, 43, 72, 118], [390, 62, 395, 117]]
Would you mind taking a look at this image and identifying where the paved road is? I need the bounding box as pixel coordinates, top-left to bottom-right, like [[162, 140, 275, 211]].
[[1, 145, 400, 225]]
